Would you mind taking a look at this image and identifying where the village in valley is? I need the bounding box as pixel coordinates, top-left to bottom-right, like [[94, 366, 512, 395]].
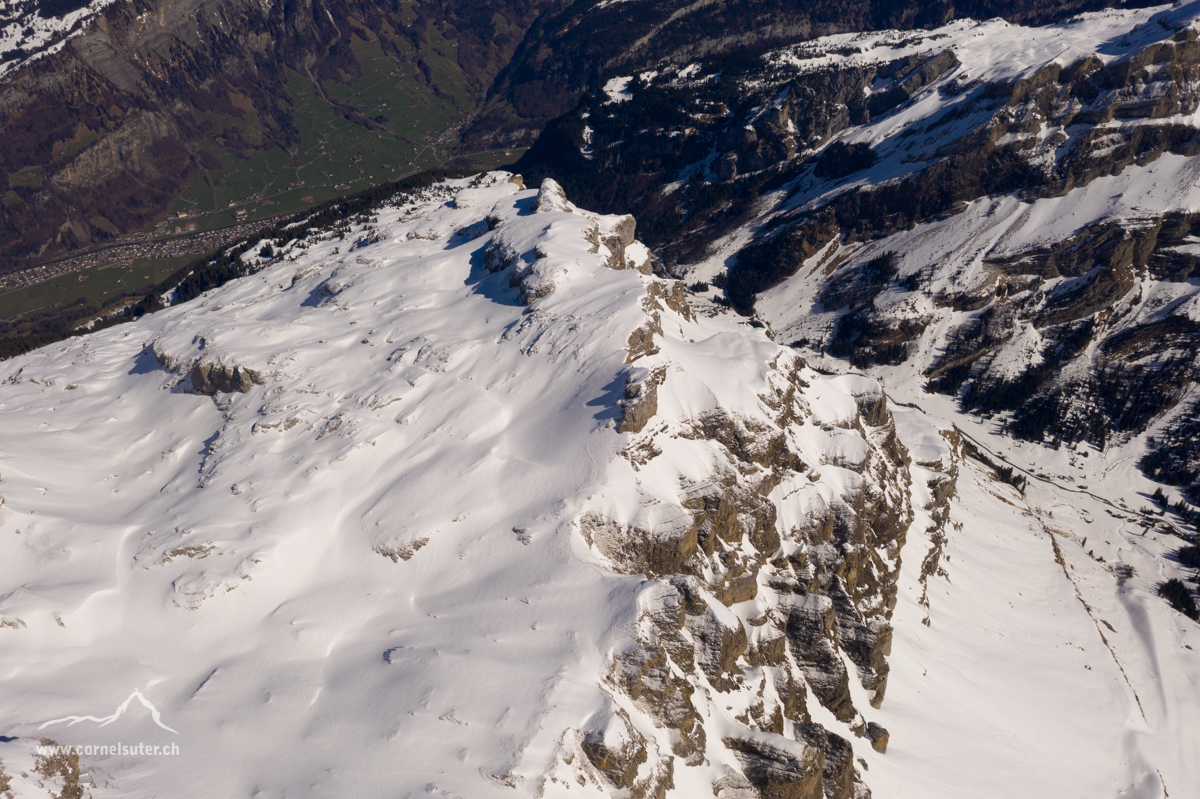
[[0, 213, 282, 295]]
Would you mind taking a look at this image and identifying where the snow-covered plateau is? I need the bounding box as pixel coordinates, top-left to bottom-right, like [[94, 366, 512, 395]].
[[0, 173, 1195, 799]]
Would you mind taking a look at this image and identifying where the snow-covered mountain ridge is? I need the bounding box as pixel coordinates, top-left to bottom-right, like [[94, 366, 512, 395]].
[[1, 173, 1197, 798], [0, 174, 914, 798]]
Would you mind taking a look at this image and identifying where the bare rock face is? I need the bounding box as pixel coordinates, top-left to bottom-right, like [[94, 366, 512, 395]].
[[682, 477, 758, 554], [575, 282, 908, 797], [865, 722, 889, 754], [533, 177, 572, 214], [571, 706, 675, 799], [189, 361, 263, 395], [583, 213, 641, 270], [686, 597, 749, 693], [786, 595, 855, 723], [683, 408, 805, 472], [604, 216, 640, 271], [612, 643, 707, 763], [723, 736, 825, 799], [580, 505, 699, 578], [647, 279, 694, 321], [830, 579, 892, 708], [618, 367, 666, 434], [52, 110, 177, 190], [607, 214, 638, 252], [795, 724, 862, 799], [581, 709, 650, 789], [626, 319, 663, 362], [867, 50, 959, 118], [714, 774, 762, 799]]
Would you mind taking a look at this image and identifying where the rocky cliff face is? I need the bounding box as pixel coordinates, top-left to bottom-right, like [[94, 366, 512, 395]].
[[520, 4, 1200, 500], [550, 206, 912, 797], [556, 386, 912, 798], [463, 0, 1151, 152], [2, 162, 1198, 799], [434, 177, 916, 797]]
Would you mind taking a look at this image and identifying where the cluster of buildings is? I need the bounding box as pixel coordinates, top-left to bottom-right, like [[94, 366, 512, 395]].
[[0, 216, 288, 294]]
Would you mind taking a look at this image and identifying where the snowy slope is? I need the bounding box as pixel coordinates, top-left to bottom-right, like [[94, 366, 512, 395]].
[[0, 174, 885, 797], [870, 402, 1200, 799], [0, 173, 1197, 799], [0, 0, 119, 77]]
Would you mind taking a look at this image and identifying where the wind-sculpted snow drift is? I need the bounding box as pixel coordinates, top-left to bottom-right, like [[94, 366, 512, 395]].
[[0, 175, 1196, 799]]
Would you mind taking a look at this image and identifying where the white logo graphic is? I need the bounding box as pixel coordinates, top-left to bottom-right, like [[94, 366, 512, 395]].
[[38, 690, 178, 734]]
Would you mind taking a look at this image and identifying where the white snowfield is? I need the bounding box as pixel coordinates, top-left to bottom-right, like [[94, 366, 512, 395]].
[[0, 0, 121, 79], [0, 174, 1195, 799], [768, 2, 1200, 86]]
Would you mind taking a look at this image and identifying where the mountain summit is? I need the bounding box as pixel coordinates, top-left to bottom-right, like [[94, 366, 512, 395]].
[[0, 172, 1195, 798]]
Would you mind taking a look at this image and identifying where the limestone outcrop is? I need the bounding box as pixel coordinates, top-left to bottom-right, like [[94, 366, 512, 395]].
[[189, 361, 264, 395], [563, 241, 911, 795]]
